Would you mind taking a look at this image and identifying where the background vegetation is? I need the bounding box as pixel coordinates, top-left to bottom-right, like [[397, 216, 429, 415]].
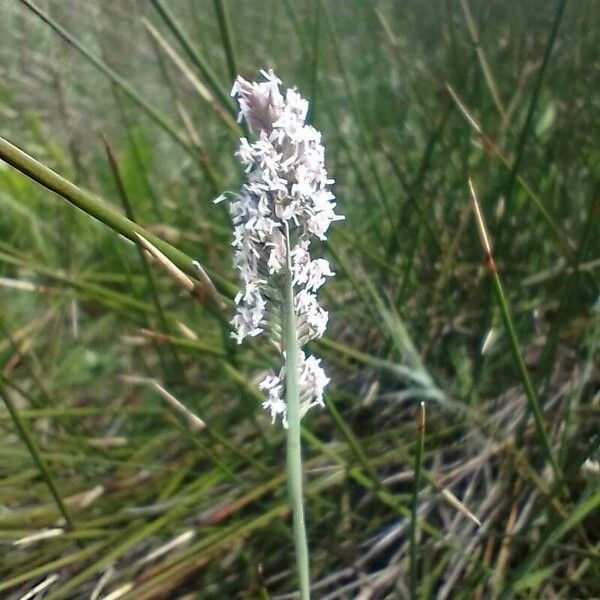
[[0, 0, 598, 598]]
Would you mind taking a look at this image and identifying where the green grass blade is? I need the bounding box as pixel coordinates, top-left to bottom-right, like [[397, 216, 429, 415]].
[[101, 134, 185, 379], [150, 0, 235, 116], [502, 487, 600, 597], [410, 402, 426, 600], [495, 0, 568, 249], [212, 0, 239, 83], [18, 0, 198, 160], [469, 180, 562, 486], [459, 0, 507, 124], [0, 381, 76, 531], [0, 135, 234, 302]]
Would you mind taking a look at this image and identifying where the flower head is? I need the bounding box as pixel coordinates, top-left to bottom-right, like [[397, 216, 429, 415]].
[[260, 352, 330, 428], [222, 69, 342, 426]]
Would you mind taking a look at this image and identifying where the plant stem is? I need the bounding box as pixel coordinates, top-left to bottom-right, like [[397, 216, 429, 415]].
[[213, 0, 239, 84], [150, 0, 236, 116], [283, 224, 311, 600], [0, 382, 75, 531], [494, 0, 567, 252], [468, 180, 563, 487], [0, 135, 234, 302], [18, 0, 197, 160], [409, 402, 426, 599]]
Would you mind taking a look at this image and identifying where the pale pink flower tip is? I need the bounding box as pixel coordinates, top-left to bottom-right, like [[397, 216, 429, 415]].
[[222, 69, 341, 426]]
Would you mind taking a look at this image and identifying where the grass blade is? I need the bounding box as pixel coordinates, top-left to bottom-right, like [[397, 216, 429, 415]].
[[150, 0, 235, 116], [502, 487, 600, 597], [410, 401, 426, 600], [0, 135, 233, 303], [0, 381, 75, 531], [495, 0, 568, 249], [18, 0, 198, 160], [468, 179, 562, 486], [212, 0, 239, 84]]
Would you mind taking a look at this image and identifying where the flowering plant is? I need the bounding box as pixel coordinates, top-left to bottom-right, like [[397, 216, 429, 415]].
[[217, 69, 341, 598], [220, 69, 342, 427]]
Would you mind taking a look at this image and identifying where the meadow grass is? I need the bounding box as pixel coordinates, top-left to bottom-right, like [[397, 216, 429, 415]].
[[0, 1, 598, 598]]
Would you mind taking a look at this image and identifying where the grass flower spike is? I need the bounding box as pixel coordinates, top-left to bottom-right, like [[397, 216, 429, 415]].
[[220, 68, 341, 599], [225, 69, 342, 427]]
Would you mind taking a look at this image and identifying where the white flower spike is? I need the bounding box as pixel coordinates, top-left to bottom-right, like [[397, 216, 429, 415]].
[[222, 69, 342, 426]]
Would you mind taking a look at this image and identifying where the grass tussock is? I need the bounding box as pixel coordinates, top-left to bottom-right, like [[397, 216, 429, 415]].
[[0, 1, 599, 598]]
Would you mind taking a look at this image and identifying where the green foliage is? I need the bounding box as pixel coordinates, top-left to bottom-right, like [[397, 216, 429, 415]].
[[0, 0, 598, 598]]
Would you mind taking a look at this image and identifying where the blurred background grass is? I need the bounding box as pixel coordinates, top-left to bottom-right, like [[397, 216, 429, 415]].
[[0, 0, 598, 598]]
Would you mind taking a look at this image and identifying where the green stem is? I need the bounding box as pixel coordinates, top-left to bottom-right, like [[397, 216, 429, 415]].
[[101, 135, 185, 380], [0, 382, 75, 531], [213, 0, 239, 84], [459, 0, 507, 124], [150, 0, 236, 116], [0, 135, 234, 303], [490, 271, 563, 485], [283, 224, 311, 599], [18, 0, 197, 160], [409, 402, 426, 599], [494, 0, 567, 251], [469, 181, 563, 488]]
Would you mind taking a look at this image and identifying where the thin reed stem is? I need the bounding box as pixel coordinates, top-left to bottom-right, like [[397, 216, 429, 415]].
[[283, 224, 311, 600], [495, 0, 567, 250], [150, 0, 235, 116], [212, 0, 239, 84], [0, 135, 234, 303], [0, 381, 76, 531], [101, 135, 185, 380], [468, 180, 563, 486], [459, 0, 507, 124], [18, 0, 197, 160], [409, 402, 426, 599]]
